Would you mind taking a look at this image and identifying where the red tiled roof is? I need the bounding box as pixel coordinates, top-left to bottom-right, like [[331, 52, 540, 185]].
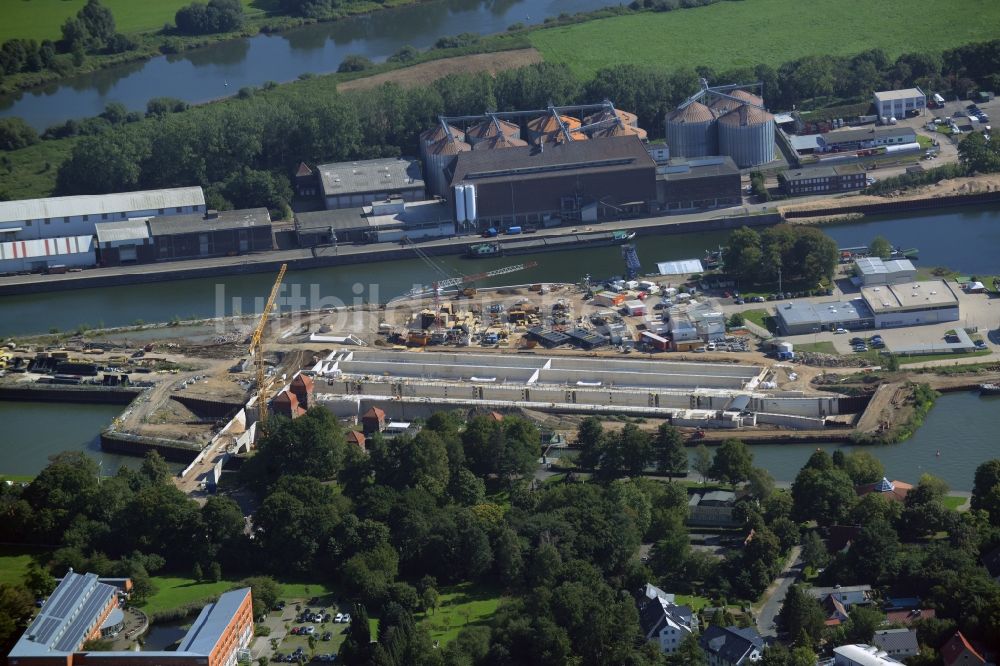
[[941, 631, 985, 666], [272, 390, 305, 417], [346, 431, 366, 449], [489, 411, 505, 421], [363, 406, 386, 420], [291, 373, 314, 392], [885, 608, 935, 625], [856, 478, 913, 502], [295, 162, 313, 178]]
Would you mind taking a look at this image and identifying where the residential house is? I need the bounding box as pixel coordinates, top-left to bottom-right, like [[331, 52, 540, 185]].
[[289, 373, 314, 411], [941, 631, 986, 666], [699, 625, 763, 666], [346, 430, 366, 452], [638, 584, 696, 655], [688, 490, 738, 527], [821, 594, 852, 627], [872, 629, 919, 659], [885, 608, 935, 626], [272, 390, 305, 419], [834, 644, 904, 666], [362, 406, 387, 434], [810, 585, 873, 625]]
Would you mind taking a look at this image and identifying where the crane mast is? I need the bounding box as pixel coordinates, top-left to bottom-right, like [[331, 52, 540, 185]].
[[249, 263, 287, 435]]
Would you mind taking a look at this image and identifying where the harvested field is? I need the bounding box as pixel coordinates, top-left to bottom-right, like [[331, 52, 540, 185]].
[[337, 48, 543, 92]]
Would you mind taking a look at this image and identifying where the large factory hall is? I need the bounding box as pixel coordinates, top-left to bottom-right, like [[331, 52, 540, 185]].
[[303, 349, 859, 430]]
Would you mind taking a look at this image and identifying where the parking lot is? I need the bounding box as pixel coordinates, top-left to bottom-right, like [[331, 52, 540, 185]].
[[253, 596, 355, 663]]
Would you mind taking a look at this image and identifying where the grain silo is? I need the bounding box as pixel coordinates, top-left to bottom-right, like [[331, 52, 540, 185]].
[[465, 118, 521, 146], [424, 136, 471, 197], [583, 108, 639, 128], [526, 113, 582, 145], [717, 104, 775, 168], [550, 129, 590, 144], [665, 101, 717, 158], [590, 122, 647, 141], [471, 134, 529, 150]]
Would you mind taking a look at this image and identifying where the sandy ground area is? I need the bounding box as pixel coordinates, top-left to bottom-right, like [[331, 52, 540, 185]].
[[337, 48, 543, 93]]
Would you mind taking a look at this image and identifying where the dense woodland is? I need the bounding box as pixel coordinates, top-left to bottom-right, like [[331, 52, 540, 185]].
[[3, 408, 1000, 664]]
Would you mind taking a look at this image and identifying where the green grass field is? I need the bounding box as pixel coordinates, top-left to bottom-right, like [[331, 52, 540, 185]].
[[419, 582, 502, 645], [529, 0, 1000, 77], [943, 495, 968, 511], [140, 576, 337, 616], [0, 0, 273, 42], [794, 341, 838, 355], [0, 546, 39, 587]]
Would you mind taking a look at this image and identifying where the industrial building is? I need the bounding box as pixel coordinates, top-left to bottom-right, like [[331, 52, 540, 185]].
[[854, 257, 917, 286], [860, 280, 960, 328], [8, 570, 254, 666], [295, 198, 453, 246], [0, 234, 96, 274], [0, 187, 206, 241], [146, 209, 273, 262], [316, 157, 425, 210], [817, 126, 916, 152], [873, 87, 926, 120], [657, 156, 742, 211], [834, 644, 904, 666], [95, 219, 153, 265], [665, 80, 775, 168], [779, 166, 868, 196], [775, 299, 875, 335], [448, 135, 657, 229], [310, 349, 857, 429]]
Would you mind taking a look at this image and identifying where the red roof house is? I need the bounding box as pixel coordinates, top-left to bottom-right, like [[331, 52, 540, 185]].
[[346, 430, 366, 452], [361, 406, 387, 434], [272, 390, 305, 419], [290, 373, 314, 411], [941, 631, 986, 666]]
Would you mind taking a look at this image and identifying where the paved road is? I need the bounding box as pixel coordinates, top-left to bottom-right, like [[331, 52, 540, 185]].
[[756, 545, 802, 638]]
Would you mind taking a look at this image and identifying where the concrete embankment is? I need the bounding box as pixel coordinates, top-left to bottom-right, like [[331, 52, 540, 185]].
[[99, 430, 204, 463], [0, 212, 782, 296], [0, 384, 140, 405], [782, 190, 1000, 219]]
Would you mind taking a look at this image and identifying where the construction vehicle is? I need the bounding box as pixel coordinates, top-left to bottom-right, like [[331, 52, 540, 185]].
[[249, 263, 287, 435]]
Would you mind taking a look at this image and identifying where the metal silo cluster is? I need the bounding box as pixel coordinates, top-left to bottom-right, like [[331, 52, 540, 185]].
[[665, 81, 775, 167]]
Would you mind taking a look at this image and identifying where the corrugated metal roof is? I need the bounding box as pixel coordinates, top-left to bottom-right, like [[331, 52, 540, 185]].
[[177, 588, 250, 655], [421, 124, 465, 143], [583, 108, 638, 127], [95, 219, 150, 244], [718, 104, 774, 127], [318, 157, 424, 196], [466, 118, 519, 141], [657, 258, 705, 275], [0, 235, 94, 260], [471, 135, 528, 150], [0, 187, 205, 224], [148, 208, 271, 235], [667, 101, 715, 124]]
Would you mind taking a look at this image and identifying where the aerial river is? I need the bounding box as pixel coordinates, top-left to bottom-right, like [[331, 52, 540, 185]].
[[1, 205, 998, 481], [0, 0, 618, 130]]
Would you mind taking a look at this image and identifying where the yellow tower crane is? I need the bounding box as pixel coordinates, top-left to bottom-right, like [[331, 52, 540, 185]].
[[249, 263, 287, 435]]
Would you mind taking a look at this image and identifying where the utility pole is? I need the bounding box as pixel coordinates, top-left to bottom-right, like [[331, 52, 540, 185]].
[[777, 265, 783, 296]]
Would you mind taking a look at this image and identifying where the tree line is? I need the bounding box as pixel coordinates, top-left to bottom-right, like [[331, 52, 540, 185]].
[[724, 224, 839, 290]]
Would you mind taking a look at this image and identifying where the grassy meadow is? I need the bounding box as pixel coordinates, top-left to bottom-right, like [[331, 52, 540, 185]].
[[0, 0, 272, 42], [529, 0, 1000, 78]]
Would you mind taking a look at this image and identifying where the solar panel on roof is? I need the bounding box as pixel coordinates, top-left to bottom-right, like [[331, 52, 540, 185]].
[[32, 617, 62, 644], [55, 586, 113, 651], [49, 575, 92, 619]]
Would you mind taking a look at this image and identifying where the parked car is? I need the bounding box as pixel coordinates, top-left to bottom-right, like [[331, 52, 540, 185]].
[[322, 631, 333, 641], [850, 337, 864, 345], [342, 614, 352, 624], [305, 626, 316, 635], [335, 613, 343, 623], [750, 296, 766, 303], [834, 328, 848, 334], [975, 339, 988, 349]]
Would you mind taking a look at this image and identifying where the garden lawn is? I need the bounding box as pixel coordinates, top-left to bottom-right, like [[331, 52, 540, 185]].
[[529, 0, 1000, 78], [419, 583, 502, 646], [0, 546, 39, 587], [0, 0, 269, 42], [140, 577, 238, 617], [943, 495, 968, 511]]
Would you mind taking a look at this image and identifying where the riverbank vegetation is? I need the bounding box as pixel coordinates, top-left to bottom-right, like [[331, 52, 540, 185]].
[[724, 225, 838, 289], [852, 382, 938, 445], [4, 407, 1000, 663]]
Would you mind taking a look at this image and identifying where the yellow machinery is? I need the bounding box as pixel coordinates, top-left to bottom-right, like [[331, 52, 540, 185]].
[[249, 263, 287, 434]]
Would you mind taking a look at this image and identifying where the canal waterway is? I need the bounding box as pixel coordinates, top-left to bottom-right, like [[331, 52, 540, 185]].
[[1, 204, 999, 339], [0, 401, 144, 476], [0, 0, 618, 130]]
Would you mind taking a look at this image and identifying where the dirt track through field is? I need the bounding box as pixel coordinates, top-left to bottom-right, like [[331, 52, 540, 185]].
[[337, 48, 543, 92]]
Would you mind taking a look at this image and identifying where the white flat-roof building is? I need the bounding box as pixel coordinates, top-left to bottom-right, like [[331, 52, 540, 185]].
[[0, 187, 206, 241], [873, 88, 926, 119], [0, 234, 95, 274], [317, 157, 425, 210], [860, 280, 960, 328], [854, 257, 917, 286], [834, 644, 904, 666]]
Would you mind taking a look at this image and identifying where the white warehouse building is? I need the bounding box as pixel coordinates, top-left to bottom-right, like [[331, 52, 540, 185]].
[[854, 257, 917, 286], [0, 187, 206, 241], [873, 88, 926, 119], [0, 235, 95, 274], [860, 280, 960, 328]]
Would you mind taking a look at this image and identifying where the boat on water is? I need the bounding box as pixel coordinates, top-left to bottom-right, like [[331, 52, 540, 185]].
[[980, 383, 1000, 396], [838, 245, 919, 262], [467, 242, 502, 257]]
